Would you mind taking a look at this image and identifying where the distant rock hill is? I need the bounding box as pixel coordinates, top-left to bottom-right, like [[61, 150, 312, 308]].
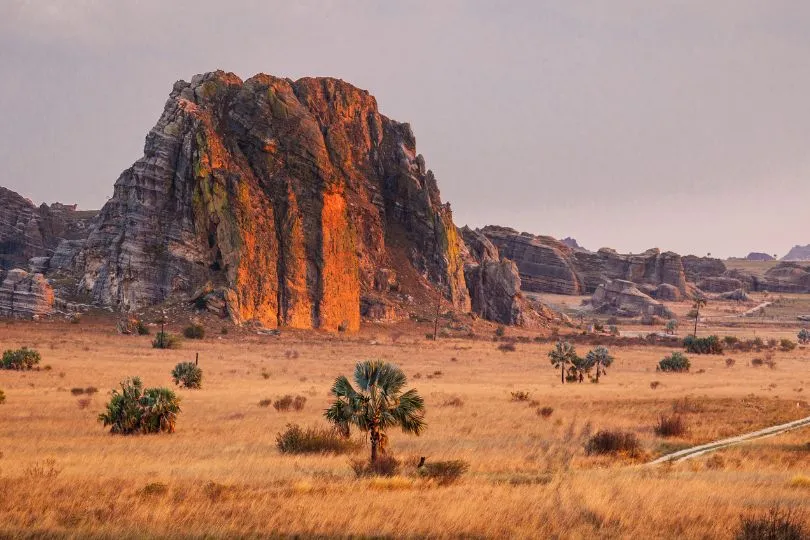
[[0, 71, 555, 327], [745, 252, 775, 261], [560, 237, 585, 250], [782, 245, 810, 261]]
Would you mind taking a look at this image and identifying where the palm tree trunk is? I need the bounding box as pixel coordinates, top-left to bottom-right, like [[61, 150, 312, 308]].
[[595, 363, 600, 383], [370, 429, 379, 463], [561, 363, 565, 384], [694, 306, 699, 336]]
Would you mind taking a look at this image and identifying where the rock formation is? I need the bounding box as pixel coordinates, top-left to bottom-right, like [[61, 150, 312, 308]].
[[460, 226, 541, 326], [592, 279, 674, 319], [478, 226, 687, 297], [560, 237, 584, 250], [0, 187, 96, 271], [697, 276, 744, 293], [0, 269, 55, 318], [681, 255, 726, 283], [76, 71, 471, 330], [782, 245, 810, 261], [745, 252, 775, 261]]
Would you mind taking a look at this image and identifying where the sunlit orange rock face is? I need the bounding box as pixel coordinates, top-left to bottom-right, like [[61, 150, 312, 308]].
[[79, 71, 469, 330]]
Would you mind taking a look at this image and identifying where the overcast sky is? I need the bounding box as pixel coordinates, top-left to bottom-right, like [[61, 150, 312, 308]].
[[1, 1, 808, 258]]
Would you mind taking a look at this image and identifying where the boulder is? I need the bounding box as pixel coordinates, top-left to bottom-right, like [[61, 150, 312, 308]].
[[592, 279, 674, 319], [465, 259, 527, 326], [697, 276, 744, 293], [652, 283, 682, 301]]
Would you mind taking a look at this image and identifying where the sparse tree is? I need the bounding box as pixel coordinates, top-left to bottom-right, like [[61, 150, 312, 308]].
[[324, 360, 425, 463], [691, 297, 707, 336], [586, 346, 614, 383], [548, 341, 578, 384], [666, 319, 679, 335]]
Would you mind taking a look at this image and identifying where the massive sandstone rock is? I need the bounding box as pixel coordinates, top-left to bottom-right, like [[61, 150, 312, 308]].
[[0, 269, 55, 318], [782, 245, 810, 261], [682, 255, 726, 283], [77, 71, 470, 330]]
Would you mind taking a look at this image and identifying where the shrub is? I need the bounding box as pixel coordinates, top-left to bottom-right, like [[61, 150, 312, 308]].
[[350, 455, 400, 478], [139, 482, 168, 497], [683, 335, 723, 355], [654, 414, 688, 437], [85, 386, 98, 395], [736, 507, 807, 540], [726, 358, 736, 368], [650, 381, 661, 390], [666, 319, 679, 334], [258, 398, 272, 407], [183, 325, 205, 340], [275, 424, 359, 455], [723, 336, 739, 347], [152, 332, 181, 349], [292, 395, 307, 411], [98, 377, 181, 434], [497, 342, 516, 353], [274, 395, 293, 411], [751, 358, 765, 367], [136, 320, 150, 336], [418, 460, 469, 485], [780, 339, 797, 352], [70, 387, 85, 396], [495, 325, 506, 338], [510, 391, 530, 402], [658, 352, 690, 373], [171, 362, 203, 389], [585, 430, 641, 457], [1, 347, 41, 370], [442, 396, 464, 407], [0, 389, 5, 404], [537, 406, 554, 418], [798, 329, 810, 345]]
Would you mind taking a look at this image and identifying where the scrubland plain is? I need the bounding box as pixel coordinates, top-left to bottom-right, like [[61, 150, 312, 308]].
[[1, 310, 809, 538]]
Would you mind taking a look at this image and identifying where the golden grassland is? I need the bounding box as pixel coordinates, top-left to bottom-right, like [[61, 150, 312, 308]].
[[1, 316, 809, 539]]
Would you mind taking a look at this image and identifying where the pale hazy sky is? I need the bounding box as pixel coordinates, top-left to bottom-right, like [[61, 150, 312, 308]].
[[1, 1, 808, 258]]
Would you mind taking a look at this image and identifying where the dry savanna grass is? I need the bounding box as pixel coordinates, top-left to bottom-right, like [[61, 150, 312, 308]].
[[0, 317, 809, 538]]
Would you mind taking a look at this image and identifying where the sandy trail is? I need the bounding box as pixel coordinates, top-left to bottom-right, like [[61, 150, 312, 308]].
[[648, 413, 810, 465]]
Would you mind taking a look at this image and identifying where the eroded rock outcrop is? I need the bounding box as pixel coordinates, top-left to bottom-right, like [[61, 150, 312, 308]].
[[782, 245, 810, 261], [682, 255, 726, 283], [78, 71, 470, 330], [0, 269, 55, 319], [592, 279, 674, 319]]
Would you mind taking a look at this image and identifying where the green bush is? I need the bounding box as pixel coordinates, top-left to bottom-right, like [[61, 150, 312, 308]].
[[275, 424, 360, 454], [1, 347, 41, 370], [0, 389, 5, 404], [98, 377, 181, 434], [683, 335, 723, 355], [658, 352, 691, 373], [152, 332, 181, 349], [171, 362, 203, 389], [780, 338, 797, 352], [136, 320, 150, 336], [418, 460, 470, 485], [798, 329, 810, 345], [183, 325, 205, 340], [494, 325, 506, 338]]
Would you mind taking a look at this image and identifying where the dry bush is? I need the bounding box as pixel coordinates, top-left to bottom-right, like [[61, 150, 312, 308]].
[[275, 424, 359, 455], [139, 482, 168, 497], [24, 458, 61, 479], [258, 398, 272, 408], [442, 396, 464, 407], [182, 325, 205, 340], [418, 460, 470, 485], [736, 507, 807, 540], [537, 406, 554, 418], [510, 391, 530, 402], [672, 397, 704, 414], [292, 395, 307, 411], [585, 430, 641, 457], [70, 387, 85, 396], [751, 358, 764, 367], [77, 398, 91, 409], [650, 381, 661, 390], [0, 388, 5, 405], [350, 455, 400, 478], [654, 415, 688, 437], [780, 339, 797, 352], [273, 395, 293, 412], [498, 342, 517, 353], [284, 349, 300, 359], [726, 358, 736, 368]]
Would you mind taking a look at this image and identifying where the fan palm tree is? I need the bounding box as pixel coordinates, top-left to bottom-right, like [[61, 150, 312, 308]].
[[586, 346, 614, 383], [692, 297, 707, 336], [548, 341, 578, 384], [325, 360, 425, 463]]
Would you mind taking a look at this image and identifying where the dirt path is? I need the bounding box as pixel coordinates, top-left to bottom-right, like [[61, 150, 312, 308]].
[[648, 414, 810, 465]]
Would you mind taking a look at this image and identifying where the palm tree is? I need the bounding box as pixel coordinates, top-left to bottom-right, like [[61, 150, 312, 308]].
[[548, 341, 578, 384], [324, 360, 425, 463], [586, 346, 614, 383], [692, 297, 707, 336]]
